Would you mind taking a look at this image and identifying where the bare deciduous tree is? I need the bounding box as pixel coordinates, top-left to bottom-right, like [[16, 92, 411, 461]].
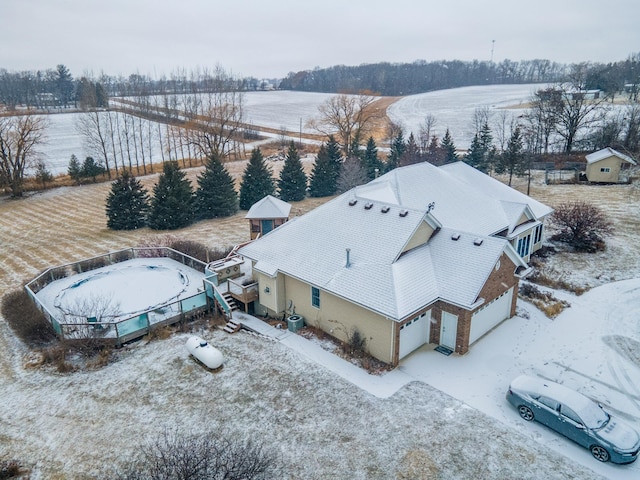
[[76, 110, 115, 178], [472, 106, 491, 136], [418, 114, 437, 152], [183, 68, 244, 160], [0, 113, 48, 197], [309, 93, 384, 156]]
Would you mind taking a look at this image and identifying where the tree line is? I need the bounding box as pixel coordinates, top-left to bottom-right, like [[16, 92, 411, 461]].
[[3, 54, 638, 109], [280, 54, 640, 97], [0, 64, 268, 110]]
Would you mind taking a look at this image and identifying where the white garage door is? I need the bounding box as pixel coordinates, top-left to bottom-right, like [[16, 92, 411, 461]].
[[470, 288, 514, 344], [399, 311, 431, 359]]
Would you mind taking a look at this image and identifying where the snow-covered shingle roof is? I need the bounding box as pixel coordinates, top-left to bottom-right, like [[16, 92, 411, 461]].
[[245, 195, 292, 219], [240, 162, 537, 320], [585, 147, 637, 165]]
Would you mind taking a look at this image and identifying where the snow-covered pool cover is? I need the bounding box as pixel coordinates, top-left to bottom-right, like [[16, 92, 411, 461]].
[[36, 258, 206, 324]]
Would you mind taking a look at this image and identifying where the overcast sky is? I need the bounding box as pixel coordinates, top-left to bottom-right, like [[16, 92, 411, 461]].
[[2, 0, 638, 80]]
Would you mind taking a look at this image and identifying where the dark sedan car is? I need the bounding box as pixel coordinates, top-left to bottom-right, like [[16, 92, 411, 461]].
[[507, 375, 640, 464]]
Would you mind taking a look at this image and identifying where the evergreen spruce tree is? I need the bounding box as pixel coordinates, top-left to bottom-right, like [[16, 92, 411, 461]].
[[34, 160, 53, 188], [309, 145, 336, 197], [497, 126, 526, 186], [464, 133, 485, 170], [464, 124, 496, 173], [326, 134, 343, 181], [148, 161, 195, 230], [195, 154, 238, 219], [105, 170, 149, 230], [309, 135, 343, 197], [385, 131, 406, 172], [239, 147, 275, 210], [441, 129, 458, 163], [278, 141, 307, 202], [82, 156, 106, 182], [363, 136, 384, 180], [424, 135, 442, 165], [399, 132, 422, 166], [68, 154, 81, 184], [348, 131, 362, 159]]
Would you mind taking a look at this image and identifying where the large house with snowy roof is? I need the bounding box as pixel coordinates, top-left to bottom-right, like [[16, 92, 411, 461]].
[[238, 161, 552, 365]]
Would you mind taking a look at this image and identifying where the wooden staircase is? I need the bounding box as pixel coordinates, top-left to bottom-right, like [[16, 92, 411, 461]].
[[221, 292, 241, 334]]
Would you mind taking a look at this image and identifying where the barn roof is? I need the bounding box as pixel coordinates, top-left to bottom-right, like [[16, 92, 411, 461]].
[[586, 147, 637, 165]]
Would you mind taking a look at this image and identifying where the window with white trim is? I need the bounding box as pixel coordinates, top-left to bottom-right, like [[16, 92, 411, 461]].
[[533, 224, 543, 244], [600, 167, 611, 173], [517, 234, 531, 257], [311, 286, 320, 308]]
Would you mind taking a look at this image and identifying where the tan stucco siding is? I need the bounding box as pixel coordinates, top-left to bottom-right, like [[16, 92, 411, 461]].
[[256, 271, 286, 314], [586, 156, 622, 183], [401, 221, 435, 254], [284, 275, 395, 364]]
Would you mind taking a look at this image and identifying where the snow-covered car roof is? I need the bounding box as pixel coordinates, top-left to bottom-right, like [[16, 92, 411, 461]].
[[510, 375, 608, 429]]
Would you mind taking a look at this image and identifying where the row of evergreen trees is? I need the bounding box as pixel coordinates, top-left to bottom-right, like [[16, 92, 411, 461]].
[[106, 156, 237, 230], [105, 142, 311, 231], [106, 127, 519, 231]]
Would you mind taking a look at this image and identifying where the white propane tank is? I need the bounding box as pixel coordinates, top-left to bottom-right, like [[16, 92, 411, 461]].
[[186, 336, 224, 370]]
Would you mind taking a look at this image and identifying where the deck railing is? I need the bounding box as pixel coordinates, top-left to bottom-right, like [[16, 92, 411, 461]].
[[25, 247, 210, 345]]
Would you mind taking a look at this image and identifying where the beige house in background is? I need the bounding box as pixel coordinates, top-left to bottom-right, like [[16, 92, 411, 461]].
[[585, 147, 637, 183], [238, 162, 552, 366]]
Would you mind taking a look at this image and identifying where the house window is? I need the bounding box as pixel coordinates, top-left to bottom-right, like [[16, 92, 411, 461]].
[[250, 220, 261, 233], [534, 224, 543, 244], [600, 167, 611, 173], [311, 286, 320, 308], [517, 234, 531, 257]]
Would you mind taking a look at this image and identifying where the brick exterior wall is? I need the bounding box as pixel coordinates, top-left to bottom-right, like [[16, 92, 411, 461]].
[[429, 252, 520, 355]]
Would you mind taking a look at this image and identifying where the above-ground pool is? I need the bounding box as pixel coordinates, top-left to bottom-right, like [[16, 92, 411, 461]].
[[36, 258, 207, 325]]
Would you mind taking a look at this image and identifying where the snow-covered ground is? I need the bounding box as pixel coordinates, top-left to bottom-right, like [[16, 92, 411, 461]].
[[387, 83, 542, 147], [37, 85, 547, 176], [2, 268, 639, 477]]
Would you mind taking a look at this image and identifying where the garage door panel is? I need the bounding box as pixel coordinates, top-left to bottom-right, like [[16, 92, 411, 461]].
[[470, 288, 513, 344], [399, 311, 431, 359]]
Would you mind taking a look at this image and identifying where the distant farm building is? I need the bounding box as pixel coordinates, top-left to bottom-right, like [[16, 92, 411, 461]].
[[585, 147, 637, 183]]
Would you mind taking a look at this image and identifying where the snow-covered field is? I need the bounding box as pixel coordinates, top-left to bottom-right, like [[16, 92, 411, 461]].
[[38, 85, 545, 176], [387, 83, 542, 147]]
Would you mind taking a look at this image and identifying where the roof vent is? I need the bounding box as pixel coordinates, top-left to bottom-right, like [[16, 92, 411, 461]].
[[473, 238, 484, 246], [451, 233, 460, 241], [399, 210, 408, 217], [381, 206, 390, 213], [348, 199, 358, 206], [364, 202, 373, 210]]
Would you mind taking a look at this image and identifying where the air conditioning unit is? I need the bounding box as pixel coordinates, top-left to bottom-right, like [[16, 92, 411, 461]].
[[287, 314, 305, 332]]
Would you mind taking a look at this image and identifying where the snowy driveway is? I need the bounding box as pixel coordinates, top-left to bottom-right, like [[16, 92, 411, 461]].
[[397, 278, 640, 480]]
